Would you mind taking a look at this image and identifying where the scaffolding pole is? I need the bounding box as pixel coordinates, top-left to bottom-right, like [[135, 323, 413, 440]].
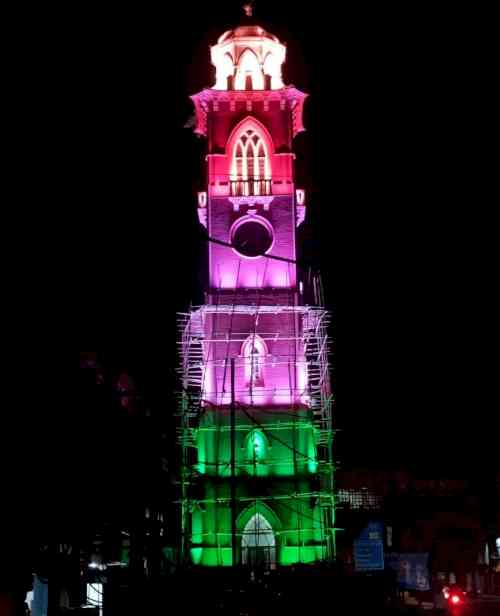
[[230, 357, 237, 566], [177, 281, 336, 566]]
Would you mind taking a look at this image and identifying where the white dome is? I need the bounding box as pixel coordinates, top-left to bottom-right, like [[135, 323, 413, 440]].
[[211, 24, 286, 91]]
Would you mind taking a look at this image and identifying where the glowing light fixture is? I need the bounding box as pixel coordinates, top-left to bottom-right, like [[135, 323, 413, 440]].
[[198, 191, 207, 207]]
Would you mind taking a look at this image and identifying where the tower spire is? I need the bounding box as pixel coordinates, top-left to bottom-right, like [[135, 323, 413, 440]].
[[242, 2, 253, 17]]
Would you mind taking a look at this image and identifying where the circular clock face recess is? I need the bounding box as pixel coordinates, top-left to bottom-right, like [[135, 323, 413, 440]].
[[232, 220, 273, 257]]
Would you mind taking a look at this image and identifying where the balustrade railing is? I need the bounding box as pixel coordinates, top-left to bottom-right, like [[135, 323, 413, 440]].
[[230, 178, 272, 197]]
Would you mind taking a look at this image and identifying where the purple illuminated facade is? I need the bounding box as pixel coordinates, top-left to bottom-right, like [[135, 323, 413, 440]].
[[179, 18, 335, 568]]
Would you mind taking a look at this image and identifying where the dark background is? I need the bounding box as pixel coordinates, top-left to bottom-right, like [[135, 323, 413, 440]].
[[5, 1, 497, 528]]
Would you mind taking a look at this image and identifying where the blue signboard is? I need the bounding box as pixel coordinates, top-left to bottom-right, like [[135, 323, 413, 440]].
[[385, 553, 430, 590], [31, 575, 48, 616], [354, 521, 385, 571]]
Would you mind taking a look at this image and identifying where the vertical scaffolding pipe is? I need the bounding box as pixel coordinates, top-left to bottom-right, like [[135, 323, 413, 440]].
[[230, 357, 237, 566], [180, 390, 190, 565]]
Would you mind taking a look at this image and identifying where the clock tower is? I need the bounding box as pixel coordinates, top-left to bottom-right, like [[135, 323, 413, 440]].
[[179, 8, 335, 568]]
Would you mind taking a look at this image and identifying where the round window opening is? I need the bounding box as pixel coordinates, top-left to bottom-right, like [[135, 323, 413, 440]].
[[232, 220, 274, 258]]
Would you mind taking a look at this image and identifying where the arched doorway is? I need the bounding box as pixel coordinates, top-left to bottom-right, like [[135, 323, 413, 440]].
[[241, 513, 276, 569]]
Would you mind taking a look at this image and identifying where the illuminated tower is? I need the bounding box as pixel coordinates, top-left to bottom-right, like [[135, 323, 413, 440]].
[[178, 8, 335, 568]]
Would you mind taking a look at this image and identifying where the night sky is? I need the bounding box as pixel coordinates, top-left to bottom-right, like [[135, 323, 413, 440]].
[[53, 3, 496, 476]]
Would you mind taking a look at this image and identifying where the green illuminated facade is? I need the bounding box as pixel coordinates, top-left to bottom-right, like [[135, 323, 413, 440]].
[[186, 405, 334, 567], [178, 15, 336, 568]]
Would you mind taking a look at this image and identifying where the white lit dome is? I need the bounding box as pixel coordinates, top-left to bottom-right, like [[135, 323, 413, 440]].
[[211, 23, 286, 91], [217, 25, 280, 44]]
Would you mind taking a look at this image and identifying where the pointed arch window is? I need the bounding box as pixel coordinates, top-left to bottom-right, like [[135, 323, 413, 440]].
[[214, 52, 234, 90], [263, 53, 283, 90], [241, 512, 276, 568], [245, 429, 268, 463], [242, 335, 267, 389], [234, 48, 264, 91], [231, 127, 271, 196]]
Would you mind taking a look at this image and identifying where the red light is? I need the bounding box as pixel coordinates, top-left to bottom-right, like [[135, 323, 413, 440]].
[[451, 595, 461, 604]]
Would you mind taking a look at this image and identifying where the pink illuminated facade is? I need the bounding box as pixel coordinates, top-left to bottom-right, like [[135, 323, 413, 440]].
[[179, 14, 335, 568]]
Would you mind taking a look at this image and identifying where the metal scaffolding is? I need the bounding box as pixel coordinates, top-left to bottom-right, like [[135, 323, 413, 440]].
[[176, 287, 336, 566]]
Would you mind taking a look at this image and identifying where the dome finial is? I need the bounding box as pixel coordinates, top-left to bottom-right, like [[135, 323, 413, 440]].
[[242, 2, 253, 17]]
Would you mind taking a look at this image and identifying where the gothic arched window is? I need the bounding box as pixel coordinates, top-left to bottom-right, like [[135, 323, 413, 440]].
[[234, 48, 264, 91], [245, 429, 268, 463], [241, 512, 276, 568], [263, 53, 283, 90], [214, 52, 234, 90], [231, 128, 271, 196], [242, 335, 267, 389]]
